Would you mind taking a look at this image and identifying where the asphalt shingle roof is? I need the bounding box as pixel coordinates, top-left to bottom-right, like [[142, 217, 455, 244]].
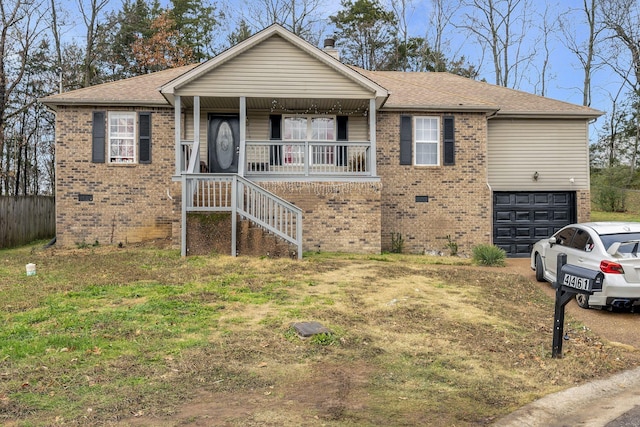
[[355, 68, 602, 117], [41, 62, 602, 119], [41, 64, 199, 108]]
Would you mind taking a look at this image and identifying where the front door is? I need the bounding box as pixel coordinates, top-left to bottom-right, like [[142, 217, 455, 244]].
[[208, 115, 240, 173]]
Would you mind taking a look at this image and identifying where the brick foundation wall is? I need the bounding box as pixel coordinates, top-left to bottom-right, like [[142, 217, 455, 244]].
[[259, 181, 382, 254], [376, 111, 491, 255], [55, 106, 181, 247]]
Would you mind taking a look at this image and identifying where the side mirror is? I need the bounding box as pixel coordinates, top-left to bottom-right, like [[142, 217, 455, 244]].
[[549, 236, 557, 247]]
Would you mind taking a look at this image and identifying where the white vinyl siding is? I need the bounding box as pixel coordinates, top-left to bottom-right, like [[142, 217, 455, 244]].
[[488, 119, 590, 190], [177, 35, 373, 99]]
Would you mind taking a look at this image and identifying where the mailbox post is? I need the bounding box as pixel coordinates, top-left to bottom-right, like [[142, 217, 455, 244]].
[[552, 253, 604, 358]]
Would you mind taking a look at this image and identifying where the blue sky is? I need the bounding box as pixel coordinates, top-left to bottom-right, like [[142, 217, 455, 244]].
[[66, 0, 617, 136]]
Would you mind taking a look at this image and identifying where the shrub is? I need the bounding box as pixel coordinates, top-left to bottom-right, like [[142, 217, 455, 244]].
[[591, 166, 629, 212], [391, 232, 404, 254], [594, 185, 627, 212], [445, 235, 459, 256], [472, 244, 506, 266]]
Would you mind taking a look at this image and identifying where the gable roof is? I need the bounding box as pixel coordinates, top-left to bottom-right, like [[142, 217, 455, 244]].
[[356, 69, 603, 119], [159, 25, 389, 107]]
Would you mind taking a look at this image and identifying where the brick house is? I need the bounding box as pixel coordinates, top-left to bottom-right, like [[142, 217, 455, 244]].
[[41, 25, 602, 257]]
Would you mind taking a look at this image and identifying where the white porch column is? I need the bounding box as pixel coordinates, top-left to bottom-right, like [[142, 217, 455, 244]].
[[174, 95, 181, 176], [187, 96, 201, 173], [239, 96, 246, 176], [369, 98, 377, 176]]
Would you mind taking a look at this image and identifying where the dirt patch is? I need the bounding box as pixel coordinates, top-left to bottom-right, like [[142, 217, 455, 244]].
[[118, 362, 373, 427]]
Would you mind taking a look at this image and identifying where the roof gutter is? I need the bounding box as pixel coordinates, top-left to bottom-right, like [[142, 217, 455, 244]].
[[490, 111, 604, 120], [381, 105, 500, 115], [39, 99, 171, 111]]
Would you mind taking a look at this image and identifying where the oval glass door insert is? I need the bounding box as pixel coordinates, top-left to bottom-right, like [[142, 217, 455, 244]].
[[215, 121, 234, 170]]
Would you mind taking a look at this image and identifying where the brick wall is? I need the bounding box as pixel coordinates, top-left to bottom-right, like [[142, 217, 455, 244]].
[[55, 106, 181, 247], [576, 189, 591, 223], [376, 111, 491, 255], [259, 181, 382, 254]]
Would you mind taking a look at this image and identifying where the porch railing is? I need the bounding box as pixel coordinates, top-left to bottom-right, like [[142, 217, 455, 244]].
[[180, 140, 193, 173], [245, 141, 371, 176], [181, 140, 373, 177], [182, 174, 303, 258]]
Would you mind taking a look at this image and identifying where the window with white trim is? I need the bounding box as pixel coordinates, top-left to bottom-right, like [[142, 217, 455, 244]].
[[414, 116, 439, 166], [108, 112, 136, 163], [283, 115, 335, 165]]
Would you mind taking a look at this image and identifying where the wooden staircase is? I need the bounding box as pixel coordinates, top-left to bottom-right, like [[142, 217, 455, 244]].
[[182, 174, 302, 258], [185, 213, 298, 257], [237, 220, 298, 258]]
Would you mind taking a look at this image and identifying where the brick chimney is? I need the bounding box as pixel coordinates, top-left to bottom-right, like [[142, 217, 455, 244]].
[[323, 38, 339, 60]]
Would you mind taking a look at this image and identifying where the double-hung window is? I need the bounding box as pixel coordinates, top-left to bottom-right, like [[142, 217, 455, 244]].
[[414, 117, 439, 166], [283, 116, 336, 165], [108, 112, 136, 163], [283, 117, 306, 165], [311, 117, 335, 165]]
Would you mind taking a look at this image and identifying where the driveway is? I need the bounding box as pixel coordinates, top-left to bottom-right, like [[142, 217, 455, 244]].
[[506, 258, 640, 349], [497, 258, 640, 427]]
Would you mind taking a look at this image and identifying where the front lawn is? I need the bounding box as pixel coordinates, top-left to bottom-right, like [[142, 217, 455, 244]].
[[1, 243, 638, 426]]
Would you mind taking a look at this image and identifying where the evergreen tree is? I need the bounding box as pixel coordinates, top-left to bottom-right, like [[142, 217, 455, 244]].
[[329, 0, 397, 70], [169, 0, 222, 61]]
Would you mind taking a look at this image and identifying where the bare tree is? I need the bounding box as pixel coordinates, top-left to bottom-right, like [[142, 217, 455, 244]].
[[388, 0, 413, 71], [599, 0, 640, 178], [77, 0, 108, 87], [558, 0, 603, 106], [531, 4, 558, 96], [0, 0, 47, 194], [428, 0, 463, 67], [241, 0, 325, 45], [462, 0, 535, 88]]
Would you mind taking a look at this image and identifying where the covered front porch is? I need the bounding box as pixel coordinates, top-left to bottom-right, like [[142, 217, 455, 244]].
[[172, 95, 380, 258], [158, 25, 389, 257], [174, 96, 379, 179]]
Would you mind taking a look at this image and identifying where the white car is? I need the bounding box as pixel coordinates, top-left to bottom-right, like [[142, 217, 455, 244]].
[[530, 222, 640, 310]]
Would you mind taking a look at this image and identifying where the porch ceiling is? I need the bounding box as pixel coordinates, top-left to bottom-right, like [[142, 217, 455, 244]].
[[179, 97, 371, 115]]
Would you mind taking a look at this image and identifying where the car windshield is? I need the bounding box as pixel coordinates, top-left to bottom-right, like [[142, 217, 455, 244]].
[[599, 232, 640, 253]]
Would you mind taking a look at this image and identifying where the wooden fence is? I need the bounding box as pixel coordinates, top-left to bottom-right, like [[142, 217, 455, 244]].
[[0, 196, 55, 249]]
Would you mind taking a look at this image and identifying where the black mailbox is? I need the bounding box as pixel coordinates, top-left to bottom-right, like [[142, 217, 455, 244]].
[[559, 264, 604, 294]]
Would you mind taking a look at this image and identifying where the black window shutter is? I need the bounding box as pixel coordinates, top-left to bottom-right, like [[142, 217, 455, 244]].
[[337, 115, 348, 166], [139, 112, 152, 164], [337, 116, 348, 141], [443, 116, 455, 166], [269, 114, 282, 165], [92, 111, 106, 163], [400, 115, 412, 165]]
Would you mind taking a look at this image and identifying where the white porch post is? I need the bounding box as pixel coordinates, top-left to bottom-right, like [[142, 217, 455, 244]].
[[177, 94, 188, 257], [239, 96, 246, 176], [369, 98, 377, 176], [181, 178, 187, 256], [187, 96, 201, 173], [231, 176, 237, 256], [174, 95, 181, 176], [193, 96, 200, 171]]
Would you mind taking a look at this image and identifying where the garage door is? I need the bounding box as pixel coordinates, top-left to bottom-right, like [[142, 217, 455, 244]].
[[493, 192, 576, 257]]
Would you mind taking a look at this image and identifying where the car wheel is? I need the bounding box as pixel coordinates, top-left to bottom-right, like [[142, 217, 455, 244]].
[[576, 294, 590, 309], [534, 254, 545, 282]]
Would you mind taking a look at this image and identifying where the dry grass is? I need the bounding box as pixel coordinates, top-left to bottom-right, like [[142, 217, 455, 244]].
[[1, 244, 639, 426]]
